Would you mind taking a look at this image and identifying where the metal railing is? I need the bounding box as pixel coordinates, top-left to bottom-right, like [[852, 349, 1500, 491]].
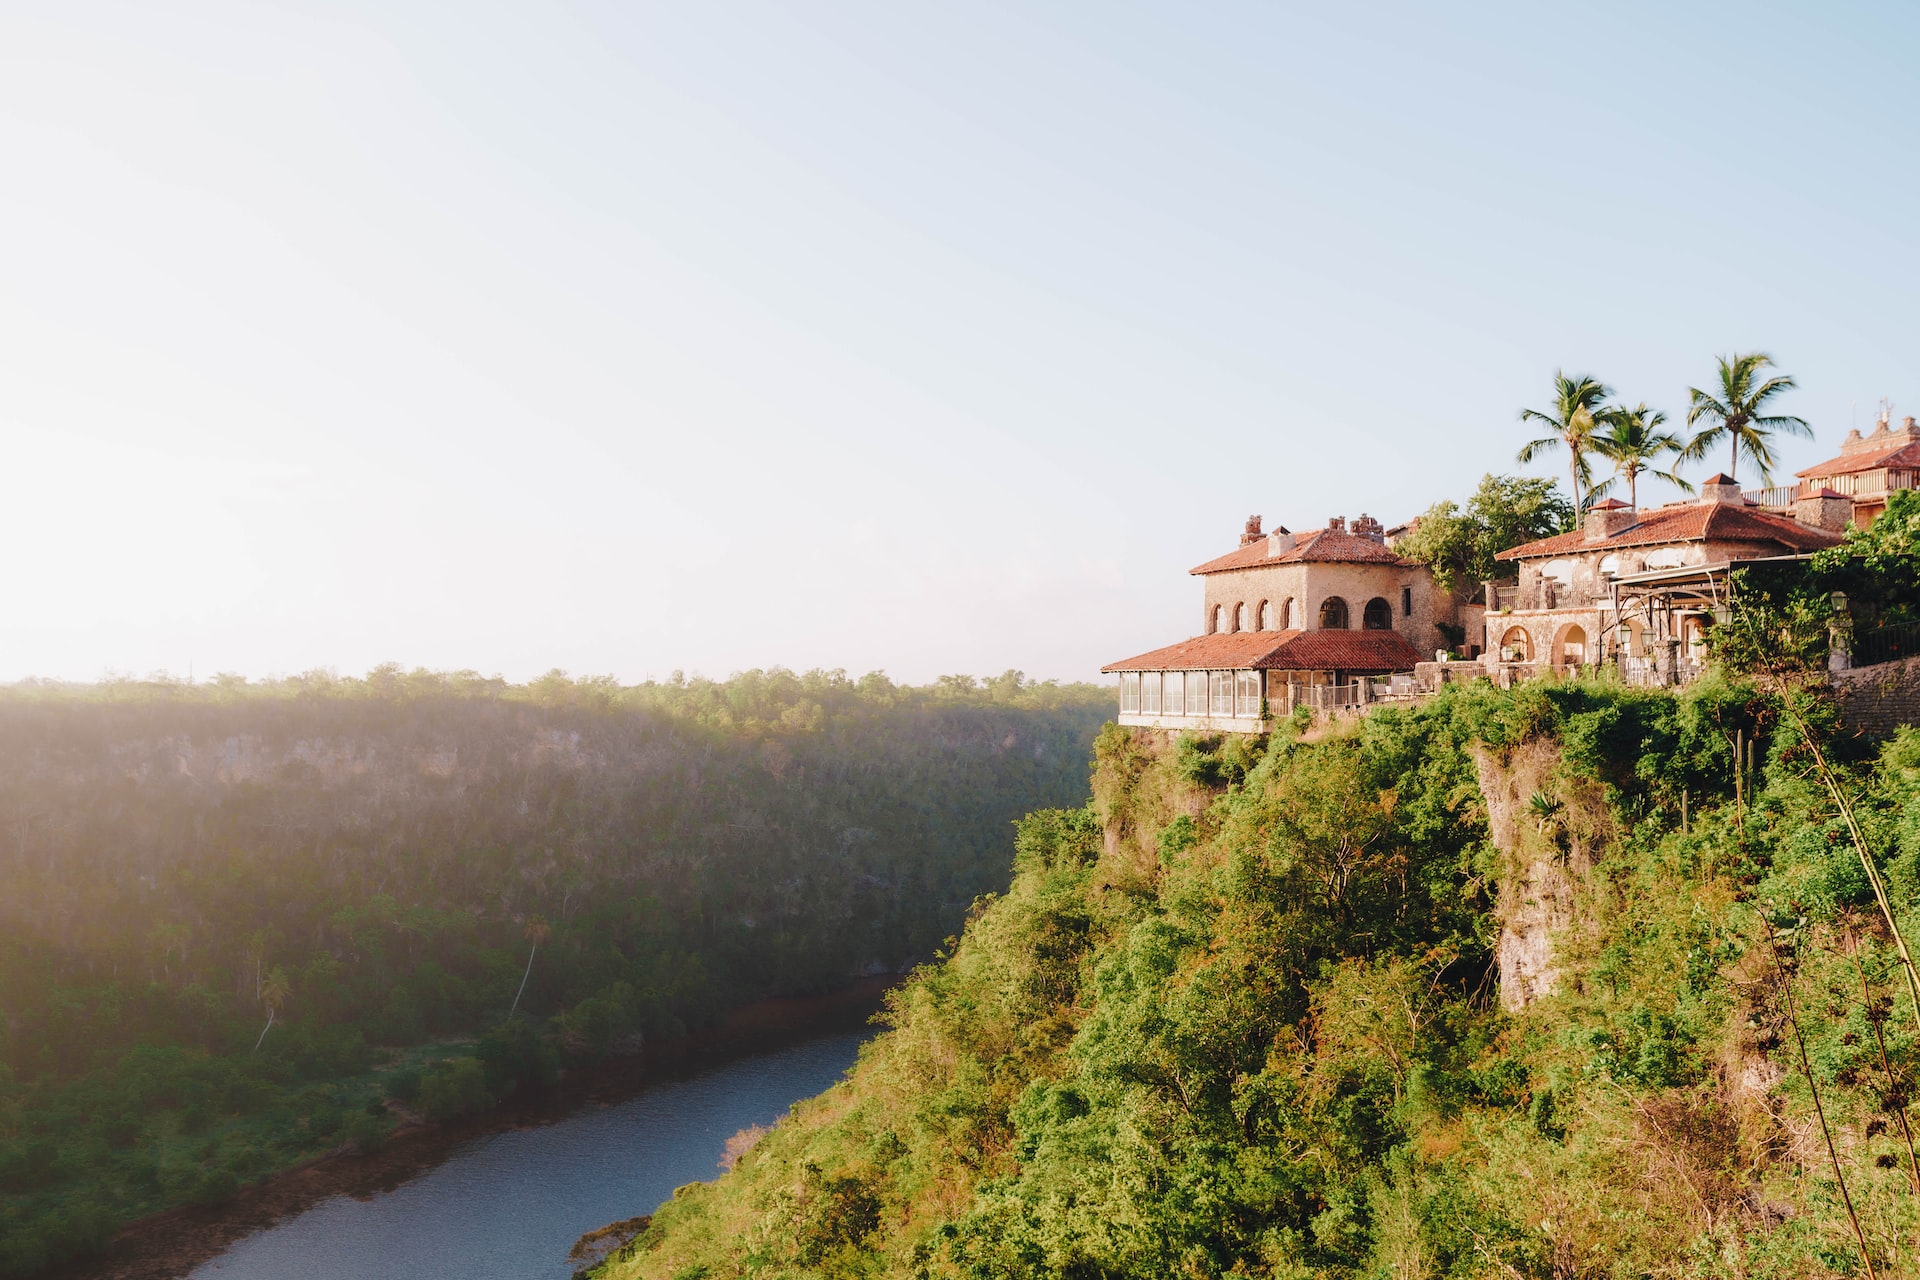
[[1854, 621, 1920, 668]]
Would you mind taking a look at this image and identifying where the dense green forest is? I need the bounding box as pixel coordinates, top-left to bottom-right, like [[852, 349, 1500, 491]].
[[611, 674, 1920, 1279], [0, 667, 1110, 1276]]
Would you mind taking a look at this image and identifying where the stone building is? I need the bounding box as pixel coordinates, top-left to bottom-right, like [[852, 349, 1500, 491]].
[[1102, 514, 1456, 731], [1482, 475, 1845, 684], [1787, 406, 1920, 527]]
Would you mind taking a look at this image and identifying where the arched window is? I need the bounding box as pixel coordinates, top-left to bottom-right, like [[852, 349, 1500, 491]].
[[1318, 596, 1349, 629], [1208, 605, 1221, 634], [1258, 600, 1274, 630], [1500, 627, 1533, 662], [1363, 597, 1392, 630], [1234, 602, 1249, 632], [1283, 598, 1298, 628]]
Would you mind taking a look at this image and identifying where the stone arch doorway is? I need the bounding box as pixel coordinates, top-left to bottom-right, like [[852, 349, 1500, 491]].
[[1499, 626, 1533, 662], [1362, 597, 1393, 630], [1318, 596, 1350, 629], [1553, 623, 1588, 666]]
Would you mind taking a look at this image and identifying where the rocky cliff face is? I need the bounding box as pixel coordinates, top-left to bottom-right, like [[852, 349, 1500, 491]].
[[1474, 740, 1612, 1011]]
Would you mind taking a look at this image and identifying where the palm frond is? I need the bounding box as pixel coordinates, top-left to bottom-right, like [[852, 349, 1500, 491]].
[[1516, 435, 1562, 463], [1686, 388, 1732, 427], [1650, 468, 1695, 493], [1753, 412, 1813, 439], [1679, 426, 1723, 462]]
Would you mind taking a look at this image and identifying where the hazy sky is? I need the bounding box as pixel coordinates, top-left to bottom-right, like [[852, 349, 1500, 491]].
[[4, 1, 1917, 685]]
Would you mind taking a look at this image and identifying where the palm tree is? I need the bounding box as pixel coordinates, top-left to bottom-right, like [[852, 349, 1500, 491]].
[[508, 914, 550, 1020], [1681, 352, 1811, 484], [253, 966, 291, 1052], [1594, 403, 1692, 510], [1517, 372, 1612, 512]]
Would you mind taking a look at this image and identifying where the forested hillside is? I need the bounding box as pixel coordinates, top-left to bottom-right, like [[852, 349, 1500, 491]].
[[609, 675, 1920, 1279], [0, 667, 1109, 1275]]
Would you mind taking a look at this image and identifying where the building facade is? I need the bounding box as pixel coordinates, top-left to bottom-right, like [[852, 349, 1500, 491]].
[[1103, 513, 1448, 730], [1482, 476, 1845, 684], [1786, 408, 1920, 527]]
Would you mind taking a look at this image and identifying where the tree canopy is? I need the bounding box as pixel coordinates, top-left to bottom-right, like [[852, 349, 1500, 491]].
[[1395, 473, 1576, 594]]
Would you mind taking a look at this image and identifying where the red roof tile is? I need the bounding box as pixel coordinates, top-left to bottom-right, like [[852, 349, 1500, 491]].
[[1102, 628, 1426, 673], [1190, 527, 1413, 575], [1494, 503, 1842, 561], [1797, 441, 1920, 479]]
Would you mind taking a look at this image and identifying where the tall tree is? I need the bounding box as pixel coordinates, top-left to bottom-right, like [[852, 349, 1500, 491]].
[[1681, 352, 1811, 483], [253, 967, 291, 1052], [509, 914, 551, 1020], [1595, 403, 1692, 510], [1396, 474, 1575, 593], [1517, 372, 1612, 512]]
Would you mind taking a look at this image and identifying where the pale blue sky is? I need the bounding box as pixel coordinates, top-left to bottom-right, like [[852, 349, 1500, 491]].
[[3, 1, 1915, 684]]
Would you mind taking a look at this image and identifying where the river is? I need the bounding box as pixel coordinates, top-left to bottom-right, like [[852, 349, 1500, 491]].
[[177, 1028, 865, 1280]]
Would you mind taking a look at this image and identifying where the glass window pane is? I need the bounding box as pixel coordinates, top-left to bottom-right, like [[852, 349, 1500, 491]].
[[1142, 672, 1160, 715], [1163, 671, 1182, 714], [1121, 673, 1139, 713], [1186, 672, 1205, 715]]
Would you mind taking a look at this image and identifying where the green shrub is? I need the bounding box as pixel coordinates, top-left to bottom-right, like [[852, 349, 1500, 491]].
[[418, 1057, 489, 1123]]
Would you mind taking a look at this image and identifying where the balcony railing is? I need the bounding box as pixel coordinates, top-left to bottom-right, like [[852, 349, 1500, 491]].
[[1742, 484, 1797, 509], [1855, 621, 1920, 668]]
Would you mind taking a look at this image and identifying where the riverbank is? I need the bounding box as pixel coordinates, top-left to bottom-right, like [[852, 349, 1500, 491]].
[[63, 979, 894, 1280]]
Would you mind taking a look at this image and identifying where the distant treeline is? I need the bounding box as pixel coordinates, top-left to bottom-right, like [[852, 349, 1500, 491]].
[[0, 666, 1110, 1275]]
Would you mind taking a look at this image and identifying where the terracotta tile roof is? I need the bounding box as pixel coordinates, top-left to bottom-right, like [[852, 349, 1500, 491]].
[[1102, 628, 1426, 673], [1797, 441, 1920, 479], [1190, 528, 1413, 575], [1494, 503, 1842, 561]]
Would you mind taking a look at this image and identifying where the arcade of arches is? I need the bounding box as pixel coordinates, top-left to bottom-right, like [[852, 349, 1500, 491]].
[[1208, 594, 1398, 635]]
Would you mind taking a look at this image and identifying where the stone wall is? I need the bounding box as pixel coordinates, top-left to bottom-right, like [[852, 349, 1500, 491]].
[[1831, 655, 1920, 738]]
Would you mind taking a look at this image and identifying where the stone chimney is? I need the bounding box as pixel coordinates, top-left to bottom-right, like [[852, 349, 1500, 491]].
[[1328, 515, 1347, 534], [1699, 473, 1743, 505], [1351, 513, 1385, 543], [1793, 487, 1853, 532], [1266, 525, 1296, 556], [1240, 514, 1263, 546], [1583, 498, 1636, 542], [1869, 404, 1893, 443]]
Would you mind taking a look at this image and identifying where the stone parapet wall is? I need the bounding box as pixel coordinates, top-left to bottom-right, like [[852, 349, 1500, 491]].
[[1831, 655, 1920, 738]]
